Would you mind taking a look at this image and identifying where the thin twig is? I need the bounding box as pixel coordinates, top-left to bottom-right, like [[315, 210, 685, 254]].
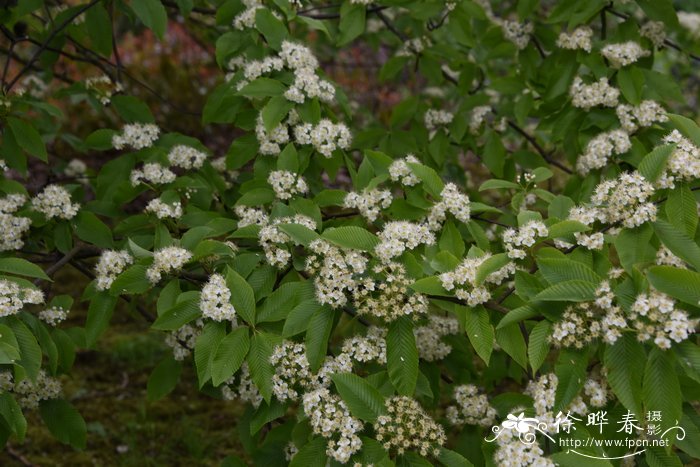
[[507, 120, 573, 174]]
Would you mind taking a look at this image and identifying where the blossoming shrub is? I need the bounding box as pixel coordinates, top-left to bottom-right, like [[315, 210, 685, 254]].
[[0, 0, 699, 465]]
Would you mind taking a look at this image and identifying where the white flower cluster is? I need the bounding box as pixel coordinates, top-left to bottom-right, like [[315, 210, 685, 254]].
[[85, 75, 122, 105], [95, 250, 134, 291], [39, 306, 69, 326], [295, 119, 352, 158], [679, 11, 700, 39], [659, 130, 700, 187], [601, 42, 650, 68], [165, 319, 203, 361], [144, 199, 183, 219], [375, 221, 435, 262], [615, 101, 667, 133], [302, 388, 363, 464], [445, 384, 497, 427], [0, 280, 43, 317], [222, 362, 262, 408], [502, 21, 533, 50], [259, 215, 316, 268], [551, 284, 627, 348], [0, 370, 61, 409], [569, 77, 619, 110], [502, 221, 548, 259], [270, 341, 316, 401], [396, 36, 432, 57], [427, 183, 471, 229], [146, 246, 192, 284], [233, 0, 280, 30], [640, 21, 666, 48], [424, 109, 454, 132], [167, 145, 207, 170], [0, 193, 31, 251], [656, 245, 684, 268], [353, 263, 429, 322], [64, 159, 87, 179], [112, 123, 160, 150], [556, 26, 593, 52], [200, 274, 237, 323], [440, 253, 515, 306], [469, 105, 492, 134], [340, 326, 387, 364], [374, 396, 446, 457], [576, 129, 631, 174], [306, 239, 368, 307], [282, 41, 335, 103], [631, 291, 696, 349], [256, 113, 294, 156], [566, 207, 605, 250], [130, 162, 176, 187], [343, 189, 392, 222], [493, 425, 554, 467], [235, 205, 269, 227], [414, 315, 460, 361], [31, 185, 80, 220], [268, 170, 308, 200], [388, 154, 421, 186], [589, 172, 656, 228]]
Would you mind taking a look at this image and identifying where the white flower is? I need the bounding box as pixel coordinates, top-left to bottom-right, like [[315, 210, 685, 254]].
[[502, 21, 533, 50], [469, 106, 492, 134], [556, 26, 593, 52], [601, 42, 650, 68], [640, 21, 666, 48], [0, 280, 44, 318], [167, 145, 207, 169], [95, 250, 133, 291], [112, 123, 160, 150], [294, 120, 352, 158], [389, 155, 421, 186], [130, 163, 176, 186], [375, 221, 435, 262], [343, 189, 392, 222], [502, 220, 548, 259], [569, 77, 619, 109], [146, 246, 192, 284], [31, 185, 80, 219], [424, 109, 453, 132], [446, 385, 497, 427], [414, 315, 459, 361], [374, 396, 445, 457], [268, 170, 308, 200], [200, 274, 237, 323], [39, 306, 69, 326], [576, 129, 631, 174], [427, 183, 471, 230], [144, 199, 183, 219], [616, 101, 667, 133]]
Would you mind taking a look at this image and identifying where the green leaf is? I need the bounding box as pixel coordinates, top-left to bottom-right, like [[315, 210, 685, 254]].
[[72, 211, 113, 248], [386, 317, 419, 396], [554, 349, 587, 412], [131, 0, 168, 39], [617, 67, 643, 105], [152, 292, 201, 331], [668, 114, 700, 146], [478, 179, 520, 191], [39, 399, 86, 450], [255, 8, 287, 50], [653, 220, 700, 271], [537, 257, 601, 284], [666, 184, 698, 237], [547, 220, 590, 239], [528, 320, 551, 372], [237, 78, 286, 98], [306, 306, 335, 372], [290, 436, 327, 467], [406, 162, 445, 198], [643, 348, 682, 435], [211, 327, 250, 386], [283, 300, 322, 337], [647, 266, 700, 306], [111, 95, 155, 123], [225, 267, 256, 324], [7, 117, 47, 161], [277, 223, 320, 246], [604, 334, 644, 418], [410, 276, 451, 296], [85, 292, 118, 347], [338, 2, 365, 46], [614, 224, 655, 272], [332, 372, 385, 423], [322, 226, 379, 251], [262, 96, 294, 133], [475, 253, 510, 284], [462, 306, 494, 364], [247, 332, 275, 403], [85, 3, 113, 56], [533, 280, 597, 302], [109, 264, 151, 295], [0, 258, 50, 280], [497, 305, 538, 329], [194, 321, 226, 387], [0, 324, 20, 365], [495, 324, 528, 370], [147, 356, 182, 401], [638, 144, 674, 183], [0, 393, 26, 442], [7, 318, 41, 381], [438, 447, 474, 467]]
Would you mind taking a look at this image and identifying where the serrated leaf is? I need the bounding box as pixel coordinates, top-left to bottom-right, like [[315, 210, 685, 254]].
[[475, 253, 511, 284], [152, 293, 201, 331], [39, 399, 86, 450], [528, 320, 551, 372], [85, 293, 118, 348], [247, 332, 276, 403], [386, 317, 419, 396], [653, 220, 700, 271], [533, 280, 597, 302], [537, 257, 601, 284], [131, 0, 168, 39], [643, 348, 682, 436], [226, 267, 256, 324], [638, 144, 674, 183], [306, 307, 335, 372], [462, 306, 494, 364], [0, 258, 50, 280], [604, 334, 644, 418], [194, 321, 226, 387], [407, 162, 445, 198], [547, 220, 590, 239], [666, 183, 698, 237], [147, 356, 182, 401], [109, 264, 151, 295], [211, 327, 250, 386], [332, 373, 385, 422], [322, 226, 379, 251], [554, 349, 587, 412], [647, 266, 700, 306]]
